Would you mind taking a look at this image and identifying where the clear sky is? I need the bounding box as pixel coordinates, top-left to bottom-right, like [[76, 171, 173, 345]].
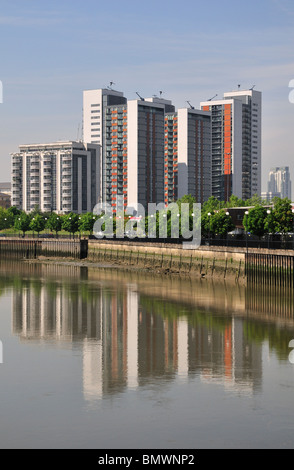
[[1, 0, 294, 194]]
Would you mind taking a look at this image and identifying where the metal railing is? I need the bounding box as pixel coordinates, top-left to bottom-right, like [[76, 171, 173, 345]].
[[1, 234, 294, 251]]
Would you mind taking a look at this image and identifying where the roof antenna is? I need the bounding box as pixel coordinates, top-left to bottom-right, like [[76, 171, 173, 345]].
[[207, 94, 218, 101], [107, 81, 115, 90], [136, 92, 145, 101]]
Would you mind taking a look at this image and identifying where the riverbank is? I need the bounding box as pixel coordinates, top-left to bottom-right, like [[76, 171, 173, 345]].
[[3, 236, 294, 286], [25, 250, 245, 286], [88, 241, 246, 284], [0, 236, 246, 283]]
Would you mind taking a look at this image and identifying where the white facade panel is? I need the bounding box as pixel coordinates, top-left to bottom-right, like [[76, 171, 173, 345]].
[[127, 100, 139, 211], [177, 108, 188, 198], [83, 89, 102, 145]]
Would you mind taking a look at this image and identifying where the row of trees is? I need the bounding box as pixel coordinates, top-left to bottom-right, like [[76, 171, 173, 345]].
[[0, 206, 98, 236], [243, 198, 294, 237], [0, 195, 293, 238], [201, 195, 294, 238]]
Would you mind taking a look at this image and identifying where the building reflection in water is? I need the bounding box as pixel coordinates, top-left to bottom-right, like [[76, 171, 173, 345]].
[[6, 262, 294, 402]]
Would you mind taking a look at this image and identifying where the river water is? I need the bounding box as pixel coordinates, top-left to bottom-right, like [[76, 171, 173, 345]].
[[0, 259, 294, 449]]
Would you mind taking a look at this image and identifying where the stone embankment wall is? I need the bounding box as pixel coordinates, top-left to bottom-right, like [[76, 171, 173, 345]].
[[0, 238, 87, 260], [88, 239, 246, 282], [2, 237, 294, 286]]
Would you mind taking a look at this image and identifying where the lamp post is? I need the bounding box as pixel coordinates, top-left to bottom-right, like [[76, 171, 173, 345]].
[[267, 210, 271, 249], [208, 212, 211, 245], [226, 211, 229, 246], [245, 211, 249, 254], [78, 216, 82, 239]]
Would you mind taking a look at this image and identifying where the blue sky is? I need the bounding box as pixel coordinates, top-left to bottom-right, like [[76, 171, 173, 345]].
[[1, 0, 294, 193]]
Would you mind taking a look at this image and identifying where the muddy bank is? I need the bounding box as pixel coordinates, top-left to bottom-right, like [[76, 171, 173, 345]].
[[26, 253, 246, 286], [87, 242, 246, 284]]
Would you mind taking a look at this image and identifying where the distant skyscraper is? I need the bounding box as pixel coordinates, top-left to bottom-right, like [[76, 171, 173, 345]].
[[201, 88, 262, 201], [260, 191, 281, 202], [11, 141, 100, 213], [267, 166, 292, 200]]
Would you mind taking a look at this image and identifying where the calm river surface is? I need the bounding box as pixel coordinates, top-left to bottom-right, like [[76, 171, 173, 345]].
[[0, 259, 294, 449]]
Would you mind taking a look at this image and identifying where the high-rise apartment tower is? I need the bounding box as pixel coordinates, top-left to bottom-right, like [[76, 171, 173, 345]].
[[201, 88, 262, 201]]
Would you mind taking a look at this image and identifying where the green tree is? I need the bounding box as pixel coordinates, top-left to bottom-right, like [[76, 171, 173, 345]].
[[62, 212, 79, 236], [243, 205, 267, 237], [7, 206, 22, 224], [176, 194, 196, 211], [270, 198, 294, 234], [244, 194, 265, 207], [201, 211, 214, 238], [78, 212, 97, 235], [176, 195, 199, 237], [202, 196, 225, 213], [201, 210, 234, 238], [46, 213, 63, 235], [14, 212, 31, 235], [209, 210, 235, 237], [226, 195, 245, 208], [271, 196, 281, 206], [30, 214, 46, 235], [30, 205, 42, 216], [264, 209, 275, 235], [0, 208, 14, 230]]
